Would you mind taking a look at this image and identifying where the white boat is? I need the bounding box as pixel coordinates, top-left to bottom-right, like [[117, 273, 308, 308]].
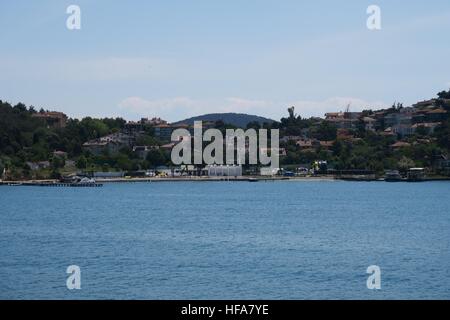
[[78, 177, 97, 184]]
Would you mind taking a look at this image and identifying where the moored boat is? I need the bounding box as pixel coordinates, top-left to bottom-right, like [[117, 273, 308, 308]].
[[7, 182, 23, 186], [385, 170, 403, 182], [407, 168, 425, 182]]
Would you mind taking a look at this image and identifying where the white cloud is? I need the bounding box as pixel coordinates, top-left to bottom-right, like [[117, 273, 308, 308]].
[[224, 97, 271, 112], [292, 97, 389, 117], [118, 96, 388, 122], [119, 96, 200, 116], [118, 96, 274, 121]]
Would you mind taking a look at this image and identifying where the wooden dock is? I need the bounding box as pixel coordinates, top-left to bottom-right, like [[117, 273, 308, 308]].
[[30, 182, 102, 187], [1, 182, 103, 187]]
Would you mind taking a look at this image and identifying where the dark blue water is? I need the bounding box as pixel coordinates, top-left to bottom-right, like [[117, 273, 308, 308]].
[[1, 181, 449, 299]]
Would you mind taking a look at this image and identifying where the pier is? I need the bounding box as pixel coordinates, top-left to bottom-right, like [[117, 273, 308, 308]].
[[0, 181, 103, 187]]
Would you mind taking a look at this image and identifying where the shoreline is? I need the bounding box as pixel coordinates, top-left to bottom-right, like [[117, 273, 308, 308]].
[[1, 175, 450, 185]]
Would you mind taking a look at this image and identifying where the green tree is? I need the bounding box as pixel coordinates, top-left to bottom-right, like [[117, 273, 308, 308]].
[[135, 134, 159, 146], [415, 125, 429, 136], [50, 155, 65, 170], [76, 155, 87, 169], [316, 121, 337, 141], [434, 120, 450, 150], [437, 89, 450, 99], [246, 121, 261, 130], [398, 156, 415, 173], [0, 160, 4, 179], [146, 149, 167, 166], [116, 154, 133, 171]]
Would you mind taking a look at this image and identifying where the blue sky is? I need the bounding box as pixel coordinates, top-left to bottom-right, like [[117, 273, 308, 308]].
[[1, 0, 450, 122]]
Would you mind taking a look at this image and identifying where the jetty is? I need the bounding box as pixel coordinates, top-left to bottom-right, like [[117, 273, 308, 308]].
[[0, 181, 102, 187], [25, 182, 103, 187]]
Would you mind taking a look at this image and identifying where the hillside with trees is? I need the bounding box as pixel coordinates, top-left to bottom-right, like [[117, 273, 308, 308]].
[[173, 113, 274, 128], [1, 89, 449, 180]]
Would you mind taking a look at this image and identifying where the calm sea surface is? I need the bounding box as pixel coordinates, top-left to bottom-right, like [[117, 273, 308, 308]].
[[0, 181, 449, 299]]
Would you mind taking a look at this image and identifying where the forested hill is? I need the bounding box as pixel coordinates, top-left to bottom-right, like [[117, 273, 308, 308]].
[[173, 113, 275, 128], [0, 100, 126, 175]]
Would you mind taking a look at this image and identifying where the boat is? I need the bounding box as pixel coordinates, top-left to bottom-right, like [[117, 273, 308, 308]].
[[384, 170, 402, 182], [407, 168, 425, 182], [70, 177, 102, 187], [78, 177, 96, 184]]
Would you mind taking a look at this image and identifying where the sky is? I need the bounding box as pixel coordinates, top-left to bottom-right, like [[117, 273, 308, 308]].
[[1, 0, 450, 122]]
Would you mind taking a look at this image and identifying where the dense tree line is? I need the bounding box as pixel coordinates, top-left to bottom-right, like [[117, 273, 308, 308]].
[[0, 100, 130, 179]]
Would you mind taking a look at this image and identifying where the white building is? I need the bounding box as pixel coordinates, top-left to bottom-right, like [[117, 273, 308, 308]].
[[260, 167, 280, 176], [207, 165, 242, 177]]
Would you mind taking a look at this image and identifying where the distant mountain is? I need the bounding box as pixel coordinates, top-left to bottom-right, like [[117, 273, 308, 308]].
[[173, 113, 275, 128]]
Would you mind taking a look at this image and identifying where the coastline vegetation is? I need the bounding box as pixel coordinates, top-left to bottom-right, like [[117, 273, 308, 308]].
[[1, 89, 449, 180]]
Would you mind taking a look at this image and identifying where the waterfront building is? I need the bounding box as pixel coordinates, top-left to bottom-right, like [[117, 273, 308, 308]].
[[181, 165, 208, 176], [260, 167, 280, 176], [91, 171, 125, 179], [207, 165, 242, 177]]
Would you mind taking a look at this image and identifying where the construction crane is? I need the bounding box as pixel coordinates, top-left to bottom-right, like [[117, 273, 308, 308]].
[[345, 103, 351, 113]]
